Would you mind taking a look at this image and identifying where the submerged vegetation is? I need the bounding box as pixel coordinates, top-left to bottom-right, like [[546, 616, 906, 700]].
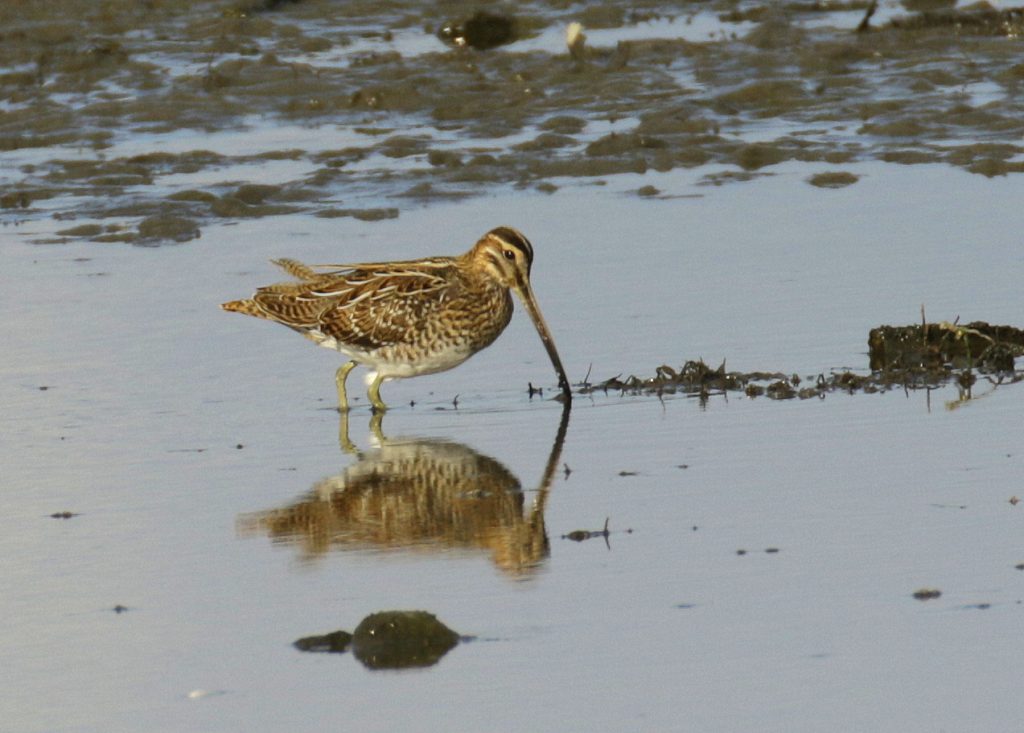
[[577, 321, 1024, 403]]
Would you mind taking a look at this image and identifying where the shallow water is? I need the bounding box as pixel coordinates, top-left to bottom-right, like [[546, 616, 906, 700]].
[[6, 164, 1024, 732], [4, 2, 1024, 732]]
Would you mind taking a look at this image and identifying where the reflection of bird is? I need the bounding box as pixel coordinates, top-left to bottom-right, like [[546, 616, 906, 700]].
[[222, 227, 571, 412], [238, 431, 549, 575], [239, 402, 570, 576]]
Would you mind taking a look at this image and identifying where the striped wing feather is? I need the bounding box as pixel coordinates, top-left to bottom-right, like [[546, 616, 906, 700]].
[[251, 258, 457, 350]]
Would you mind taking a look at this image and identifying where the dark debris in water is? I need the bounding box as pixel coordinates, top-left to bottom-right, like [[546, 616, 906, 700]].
[[577, 321, 1023, 403], [294, 610, 461, 670], [293, 629, 352, 653], [561, 517, 633, 545], [869, 321, 1024, 373], [437, 11, 519, 51]]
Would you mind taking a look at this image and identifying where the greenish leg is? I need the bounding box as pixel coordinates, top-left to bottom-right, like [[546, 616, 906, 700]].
[[368, 372, 388, 413], [335, 360, 357, 412], [337, 408, 357, 455]]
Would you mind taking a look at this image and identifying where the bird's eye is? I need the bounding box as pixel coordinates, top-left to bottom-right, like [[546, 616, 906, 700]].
[[503, 249, 516, 261]]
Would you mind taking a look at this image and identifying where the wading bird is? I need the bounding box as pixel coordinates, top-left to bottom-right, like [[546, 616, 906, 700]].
[[222, 226, 572, 411]]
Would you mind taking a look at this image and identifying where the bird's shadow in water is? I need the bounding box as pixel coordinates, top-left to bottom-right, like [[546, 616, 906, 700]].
[[238, 402, 571, 577]]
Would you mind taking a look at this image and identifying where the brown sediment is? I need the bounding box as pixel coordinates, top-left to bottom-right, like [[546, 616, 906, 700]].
[[885, 6, 1024, 35], [807, 171, 859, 188], [5, 1, 1024, 244], [314, 206, 399, 220]]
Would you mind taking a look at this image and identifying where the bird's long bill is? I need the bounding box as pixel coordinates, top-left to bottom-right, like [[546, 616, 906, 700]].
[[513, 280, 572, 402]]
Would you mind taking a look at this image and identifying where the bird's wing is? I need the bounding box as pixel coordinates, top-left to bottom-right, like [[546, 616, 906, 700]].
[[315, 262, 457, 349], [252, 259, 458, 349]]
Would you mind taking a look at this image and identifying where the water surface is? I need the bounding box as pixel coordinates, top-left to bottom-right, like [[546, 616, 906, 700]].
[[3, 2, 1024, 731]]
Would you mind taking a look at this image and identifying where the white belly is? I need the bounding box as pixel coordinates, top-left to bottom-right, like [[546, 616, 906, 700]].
[[311, 330, 477, 380]]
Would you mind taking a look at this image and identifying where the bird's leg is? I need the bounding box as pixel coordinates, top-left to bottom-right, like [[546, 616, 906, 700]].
[[367, 372, 388, 413], [335, 360, 357, 412], [337, 408, 358, 455]]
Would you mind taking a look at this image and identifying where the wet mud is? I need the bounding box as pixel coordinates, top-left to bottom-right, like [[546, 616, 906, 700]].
[[578, 321, 1024, 403], [438, 10, 520, 50], [5, 1, 1024, 243], [867, 2, 1024, 34], [294, 610, 461, 669]]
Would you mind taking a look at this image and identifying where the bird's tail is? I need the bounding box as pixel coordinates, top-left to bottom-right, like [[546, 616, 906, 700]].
[[221, 299, 261, 316]]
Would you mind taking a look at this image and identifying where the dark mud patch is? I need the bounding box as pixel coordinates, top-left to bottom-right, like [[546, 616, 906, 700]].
[[5, 1, 1024, 243], [577, 321, 1024, 403], [438, 10, 521, 51], [138, 214, 201, 243], [294, 610, 461, 669], [868, 321, 1024, 373], [807, 170, 859, 188], [314, 206, 399, 221], [869, 4, 1024, 36]]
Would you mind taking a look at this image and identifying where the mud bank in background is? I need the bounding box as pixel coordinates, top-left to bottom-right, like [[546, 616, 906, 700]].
[[3, 0, 1024, 243]]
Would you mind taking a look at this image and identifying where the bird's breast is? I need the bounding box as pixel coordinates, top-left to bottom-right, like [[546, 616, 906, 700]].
[[316, 286, 513, 378]]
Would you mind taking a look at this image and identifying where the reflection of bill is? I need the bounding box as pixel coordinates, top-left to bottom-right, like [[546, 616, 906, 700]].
[[238, 405, 570, 577]]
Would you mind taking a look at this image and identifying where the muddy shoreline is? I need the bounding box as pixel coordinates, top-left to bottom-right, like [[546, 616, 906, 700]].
[[4, 1, 1024, 244]]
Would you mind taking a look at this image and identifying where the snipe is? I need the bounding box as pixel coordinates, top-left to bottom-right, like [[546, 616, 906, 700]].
[[222, 226, 572, 411]]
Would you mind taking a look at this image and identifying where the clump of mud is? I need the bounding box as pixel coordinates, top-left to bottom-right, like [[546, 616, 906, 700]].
[[437, 10, 520, 50], [579, 321, 1023, 403], [807, 171, 859, 188], [293, 610, 461, 669], [868, 320, 1024, 373]]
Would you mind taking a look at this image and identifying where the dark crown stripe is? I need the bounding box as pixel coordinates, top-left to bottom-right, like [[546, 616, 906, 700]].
[[488, 226, 534, 262]]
